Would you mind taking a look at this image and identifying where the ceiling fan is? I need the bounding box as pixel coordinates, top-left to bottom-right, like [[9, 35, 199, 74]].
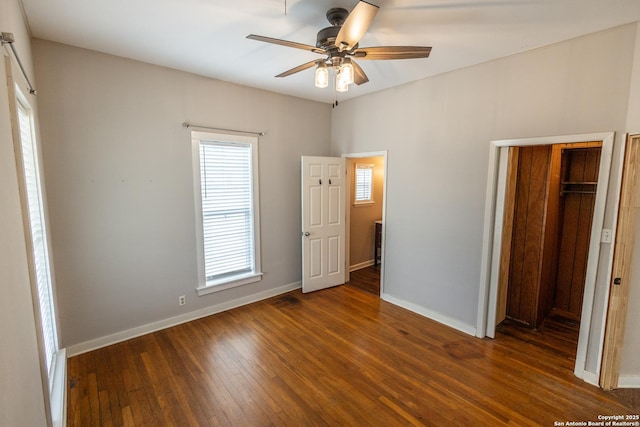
[[247, 1, 431, 93]]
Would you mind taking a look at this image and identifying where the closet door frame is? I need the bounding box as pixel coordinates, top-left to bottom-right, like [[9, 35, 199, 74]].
[[477, 132, 615, 386]]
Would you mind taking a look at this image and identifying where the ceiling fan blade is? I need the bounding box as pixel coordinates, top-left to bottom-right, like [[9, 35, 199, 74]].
[[276, 59, 324, 78], [352, 46, 432, 60], [247, 34, 327, 55], [351, 60, 369, 85], [335, 1, 379, 52]]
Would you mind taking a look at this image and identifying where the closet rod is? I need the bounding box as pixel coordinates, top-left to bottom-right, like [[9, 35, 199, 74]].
[[1, 32, 36, 95], [182, 122, 265, 137]]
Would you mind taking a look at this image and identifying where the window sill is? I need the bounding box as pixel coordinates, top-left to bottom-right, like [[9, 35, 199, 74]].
[[353, 201, 375, 207], [197, 272, 263, 296]]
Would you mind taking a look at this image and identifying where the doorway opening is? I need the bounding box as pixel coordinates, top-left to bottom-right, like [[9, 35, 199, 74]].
[[496, 142, 602, 359], [477, 132, 615, 384], [343, 152, 387, 297]]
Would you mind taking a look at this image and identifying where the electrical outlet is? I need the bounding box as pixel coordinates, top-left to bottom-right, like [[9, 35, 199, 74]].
[[179, 295, 186, 306], [601, 229, 613, 244]]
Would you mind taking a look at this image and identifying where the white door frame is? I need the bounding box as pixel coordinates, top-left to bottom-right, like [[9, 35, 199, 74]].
[[342, 151, 388, 295], [476, 132, 616, 383]]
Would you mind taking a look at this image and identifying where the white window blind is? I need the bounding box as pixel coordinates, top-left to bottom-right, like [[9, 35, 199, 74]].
[[355, 163, 374, 203], [192, 131, 264, 294], [17, 98, 58, 382]]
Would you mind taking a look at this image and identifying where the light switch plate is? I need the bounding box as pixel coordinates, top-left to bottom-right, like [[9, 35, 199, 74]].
[[601, 229, 613, 244]]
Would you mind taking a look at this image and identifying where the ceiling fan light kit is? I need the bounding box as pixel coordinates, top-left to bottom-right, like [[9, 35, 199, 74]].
[[247, 1, 431, 94], [340, 58, 355, 85], [315, 62, 329, 88], [336, 69, 349, 92]]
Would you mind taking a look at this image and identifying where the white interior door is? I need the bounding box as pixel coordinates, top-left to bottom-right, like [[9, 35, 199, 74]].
[[301, 156, 345, 293]]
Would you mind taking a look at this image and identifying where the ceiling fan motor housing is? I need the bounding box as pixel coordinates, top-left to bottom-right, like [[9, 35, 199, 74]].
[[317, 7, 354, 67], [317, 7, 349, 49], [316, 26, 340, 49]]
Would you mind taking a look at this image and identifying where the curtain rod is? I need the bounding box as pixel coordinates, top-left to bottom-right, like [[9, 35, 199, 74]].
[[1, 32, 36, 95], [182, 122, 265, 137]]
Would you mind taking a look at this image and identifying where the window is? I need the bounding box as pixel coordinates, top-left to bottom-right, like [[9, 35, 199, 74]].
[[354, 163, 374, 204], [16, 93, 59, 384], [192, 131, 261, 295]]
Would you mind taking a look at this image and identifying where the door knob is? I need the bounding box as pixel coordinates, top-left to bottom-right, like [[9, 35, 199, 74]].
[[304, 232, 310, 237]]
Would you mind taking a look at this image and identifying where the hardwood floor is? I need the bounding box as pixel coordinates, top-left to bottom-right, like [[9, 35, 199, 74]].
[[67, 284, 638, 426], [346, 265, 380, 295], [496, 309, 581, 361]]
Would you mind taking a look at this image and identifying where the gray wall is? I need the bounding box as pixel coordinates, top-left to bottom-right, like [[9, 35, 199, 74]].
[[0, 0, 50, 424], [32, 40, 332, 347], [331, 24, 639, 377]]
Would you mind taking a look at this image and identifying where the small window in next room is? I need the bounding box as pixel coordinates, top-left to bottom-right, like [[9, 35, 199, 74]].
[[191, 131, 262, 295], [354, 163, 374, 205]]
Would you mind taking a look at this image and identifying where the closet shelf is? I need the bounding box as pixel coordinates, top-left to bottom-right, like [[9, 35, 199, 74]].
[[561, 181, 598, 185], [561, 181, 597, 195]]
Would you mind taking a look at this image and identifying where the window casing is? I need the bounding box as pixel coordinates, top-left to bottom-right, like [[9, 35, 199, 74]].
[[16, 92, 59, 385], [354, 163, 374, 205], [192, 131, 262, 295]]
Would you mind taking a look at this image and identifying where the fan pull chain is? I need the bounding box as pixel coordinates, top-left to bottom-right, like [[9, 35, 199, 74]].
[[284, 0, 287, 15]]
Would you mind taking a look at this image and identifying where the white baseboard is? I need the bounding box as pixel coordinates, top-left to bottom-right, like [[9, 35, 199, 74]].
[[571, 363, 640, 390], [381, 292, 476, 336], [51, 348, 67, 427], [580, 370, 600, 387], [349, 260, 375, 272], [576, 372, 640, 388], [618, 375, 640, 388], [67, 281, 301, 357]]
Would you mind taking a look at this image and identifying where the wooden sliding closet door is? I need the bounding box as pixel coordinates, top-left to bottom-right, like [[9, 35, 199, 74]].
[[506, 145, 552, 327], [503, 142, 602, 329]]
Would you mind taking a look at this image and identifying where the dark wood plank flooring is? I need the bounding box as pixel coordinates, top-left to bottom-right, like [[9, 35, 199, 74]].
[[498, 309, 640, 413], [67, 281, 639, 426], [497, 309, 581, 362], [347, 265, 380, 295]]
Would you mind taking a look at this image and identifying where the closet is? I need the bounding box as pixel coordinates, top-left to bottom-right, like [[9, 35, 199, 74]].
[[503, 142, 602, 328]]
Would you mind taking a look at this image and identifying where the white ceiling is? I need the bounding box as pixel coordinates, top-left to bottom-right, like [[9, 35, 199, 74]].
[[19, 0, 640, 104]]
